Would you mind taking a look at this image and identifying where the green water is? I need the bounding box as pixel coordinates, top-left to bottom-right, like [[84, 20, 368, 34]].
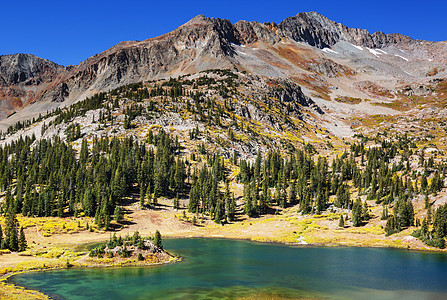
[[10, 238, 447, 299]]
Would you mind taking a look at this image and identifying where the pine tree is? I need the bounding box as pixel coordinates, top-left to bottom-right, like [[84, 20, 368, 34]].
[[174, 159, 186, 195], [381, 206, 389, 220], [18, 226, 27, 252], [421, 218, 429, 239], [352, 198, 362, 227], [214, 200, 224, 224], [421, 176, 428, 192], [4, 187, 12, 214], [427, 204, 433, 224], [424, 194, 430, 209], [9, 228, 18, 252], [289, 180, 297, 204], [228, 195, 236, 221], [362, 201, 370, 221], [173, 194, 180, 210], [433, 204, 447, 238], [114, 206, 123, 223], [339, 215, 345, 228], [154, 230, 163, 249], [4, 210, 18, 251], [385, 215, 400, 236], [104, 214, 111, 230]]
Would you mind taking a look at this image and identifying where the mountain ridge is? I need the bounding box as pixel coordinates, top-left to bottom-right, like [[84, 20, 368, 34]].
[[1, 11, 446, 131]]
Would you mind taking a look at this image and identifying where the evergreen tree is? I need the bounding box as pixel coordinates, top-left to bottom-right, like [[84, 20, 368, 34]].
[[4, 210, 18, 251], [362, 201, 370, 221], [352, 198, 362, 227], [289, 180, 297, 204], [228, 195, 236, 221], [424, 194, 430, 209], [421, 176, 428, 192], [114, 206, 123, 223], [433, 204, 447, 238], [18, 226, 27, 252], [381, 206, 389, 220], [385, 215, 400, 236], [9, 228, 18, 252], [154, 230, 163, 249]]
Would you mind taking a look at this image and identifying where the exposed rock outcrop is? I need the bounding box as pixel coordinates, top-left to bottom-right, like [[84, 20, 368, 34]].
[[306, 58, 355, 78], [0, 53, 62, 86], [276, 12, 413, 49], [0, 54, 64, 118], [0, 11, 446, 124]]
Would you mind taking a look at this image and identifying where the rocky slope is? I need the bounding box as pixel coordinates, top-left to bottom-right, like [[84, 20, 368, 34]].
[[0, 53, 65, 119], [0, 12, 446, 134]]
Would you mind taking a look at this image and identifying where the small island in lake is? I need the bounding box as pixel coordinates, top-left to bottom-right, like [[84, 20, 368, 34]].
[[81, 230, 177, 267]]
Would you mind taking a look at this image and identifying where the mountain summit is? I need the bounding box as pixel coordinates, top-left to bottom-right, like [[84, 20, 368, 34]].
[[0, 12, 446, 130]]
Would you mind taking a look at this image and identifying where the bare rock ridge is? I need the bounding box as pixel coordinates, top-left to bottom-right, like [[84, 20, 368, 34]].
[[191, 12, 415, 49], [0, 12, 444, 123], [0, 54, 65, 119], [0, 53, 62, 86], [276, 12, 413, 49]]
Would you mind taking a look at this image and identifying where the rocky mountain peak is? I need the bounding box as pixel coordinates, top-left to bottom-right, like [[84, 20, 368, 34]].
[[1, 11, 445, 127], [276, 11, 415, 49], [0, 53, 62, 86], [182, 14, 211, 27]]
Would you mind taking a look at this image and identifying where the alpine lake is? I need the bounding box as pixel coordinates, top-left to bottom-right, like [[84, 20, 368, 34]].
[[9, 238, 447, 299]]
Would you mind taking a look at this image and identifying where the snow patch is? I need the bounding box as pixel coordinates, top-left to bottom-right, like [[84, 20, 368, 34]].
[[322, 48, 338, 54], [375, 49, 387, 54], [367, 48, 382, 57], [350, 44, 363, 51], [395, 55, 409, 61]]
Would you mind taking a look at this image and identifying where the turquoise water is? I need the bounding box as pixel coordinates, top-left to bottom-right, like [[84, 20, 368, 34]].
[[10, 238, 447, 299]]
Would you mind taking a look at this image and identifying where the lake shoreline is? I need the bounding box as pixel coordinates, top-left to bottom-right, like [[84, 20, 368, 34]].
[[162, 231, 446, 253], [2, 205, 446, 299], [1, 251, 181, 300], [1, 234, 446, 300], [7, 237, 447, 300]]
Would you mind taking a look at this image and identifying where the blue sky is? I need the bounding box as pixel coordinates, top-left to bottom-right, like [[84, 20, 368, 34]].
[[2, 0, 445, 66]]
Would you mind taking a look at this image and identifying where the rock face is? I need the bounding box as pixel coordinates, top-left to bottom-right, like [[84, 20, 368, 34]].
[[307, 58, 354, 78], [276, 12, 413, 49], [0, 12, 446, 122], [0, 53, 62, 86], [0, 54, 65, 119]]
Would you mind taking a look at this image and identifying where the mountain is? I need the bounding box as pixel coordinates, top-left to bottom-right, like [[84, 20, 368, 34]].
[[1, 12, 447, 135], [0, 53, 65, 119], [2, 12, 447, 268]]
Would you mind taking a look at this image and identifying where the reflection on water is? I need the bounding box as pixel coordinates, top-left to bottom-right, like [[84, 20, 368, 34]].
[[11, 239, 447, 300]]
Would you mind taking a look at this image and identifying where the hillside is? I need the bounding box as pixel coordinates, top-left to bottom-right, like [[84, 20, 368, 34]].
[[1, 12, 447, 134]]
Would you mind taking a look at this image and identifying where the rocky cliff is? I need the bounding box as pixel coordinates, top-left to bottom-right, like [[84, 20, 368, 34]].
[[0, 12, 446, 125], [0, 53, 64, 118]]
